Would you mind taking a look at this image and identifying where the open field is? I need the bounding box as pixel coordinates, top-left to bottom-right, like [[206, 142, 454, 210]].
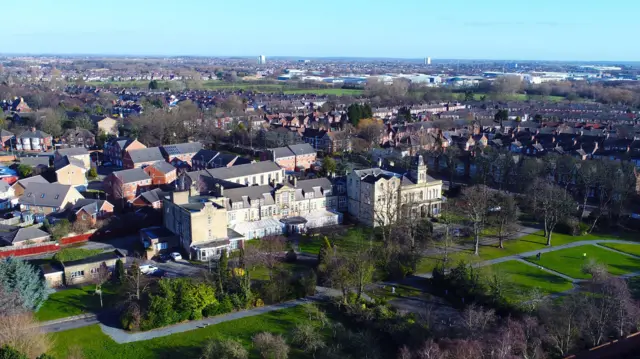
[[599, 243, 640, 257], [49, 306, 312, 359], [36, 285, 116, 322], [482, 260, 573, 302], [297, 229, 378, 255], [416, 231, 608, 274], [282, 88, 363, 96], [525, 245, 640, 279]]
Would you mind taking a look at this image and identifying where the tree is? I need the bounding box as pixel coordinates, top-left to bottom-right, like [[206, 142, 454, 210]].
[[0, 258, 52, 311], [489, 192, 519, 249], [322, 157, 337, 176], [256, 236, 287, 281], [291, 323, 325, 355], [458, 185, 490, 255], [252, 332, 289, 359], [15, 165, 32, 179], [148, 80, 158, 90], [124, 261, 150, 301], [494, 109, 509, 128], [0, 313, 51, 358], [347, 104, 363, 126], [201, 338, 248, 359], [93, 262, 110, 308], [114, 259, 125, 284], [442, 146, 461, 187], [36, 108, 65, 137], [0, 346, 27, 359], [530, 180, 575, 246], [540, 294, 582, 357], [87, 167, 98, 179]]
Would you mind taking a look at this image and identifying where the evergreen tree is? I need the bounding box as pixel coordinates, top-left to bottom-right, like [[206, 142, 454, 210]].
[[362, 103, 373, 119], [0, 346, 28, 359], [218, 249, 229, 294], [0, 258, 52, 311], [115, 259, 125, 284], [347, 104, 363, 126]]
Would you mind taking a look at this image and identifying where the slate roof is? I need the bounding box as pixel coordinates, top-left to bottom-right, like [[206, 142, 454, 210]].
[[72, 199, 110, 215], [204, 161, 281, 180], [0, 225, 50, 246], [193, 149, 219, 163], [54, 155, 85, 170], [148, 161, 176, 175], [272, 147, 295, 159], [18, 129, 51, 139], [288, 143, 316, 156], [18, 182, 78, 208], [13, 175, 49, 189], [18, 157, 50, 167], [161, 142, 203, 156], [223, 185, 275, 208], [127, 147, 164, 164], [56, 147, 90, 157], [137, 188, 168, 204], [113, 168, 151, 183], [1, 130, 14, 137]]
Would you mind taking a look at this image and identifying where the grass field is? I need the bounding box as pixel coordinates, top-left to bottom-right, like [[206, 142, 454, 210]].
[[525, 245, 640, 279], [49, 307, 312, 359], [599, 243, 640, 257], [36, 285, 116, 322], [416, 231, 607, 274], [297, 229, 378, 255], [282, 88, 363, 96], [482, 261, 573, 302]]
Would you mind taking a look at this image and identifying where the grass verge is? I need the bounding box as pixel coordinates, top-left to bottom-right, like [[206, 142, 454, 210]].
[[36, 284, 116, 322], [598, 243, 640, 257]]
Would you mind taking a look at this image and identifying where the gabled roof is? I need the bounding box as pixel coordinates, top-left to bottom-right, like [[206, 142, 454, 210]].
[[272, 147, 295, 159], [161, 142, 203, 156], [13, 175, 49, 189], [56, 147, 90, 157], [18, 182, 79, 208], [127, 147, 164, 164], [136, 188, 168, 204], [18, 157, 50, 167], [54, 155, 85, 170], [193, 149, 219, 163], [18, 129, 51, 139], [204, 161, 281, 180], [0, 225, 49, 246], [113, 168, 151, 183], [1, 130, 14, 137], [72, 199, 110, 216], [148, 161, 176, 175], [287, 143, 315, 156]]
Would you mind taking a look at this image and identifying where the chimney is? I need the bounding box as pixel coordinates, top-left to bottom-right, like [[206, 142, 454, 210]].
[[377, 157, 382, 168], [552, 137, 556, 143]]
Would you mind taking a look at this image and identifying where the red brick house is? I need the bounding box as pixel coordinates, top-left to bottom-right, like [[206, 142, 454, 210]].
[[104, 168, 152, 203], [143, 161, 177, 185], [160, 142, 202, 166], [131, 188, 168, 209], [103, 137, 146, 167], [123, 147, 164, 169], [270, 143, 316, 171], [72, 199, 114, 226]]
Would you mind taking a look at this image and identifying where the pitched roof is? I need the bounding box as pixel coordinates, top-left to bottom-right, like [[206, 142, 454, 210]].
[[136, 188, 168, 204], [161, 142, 203, 156], [18, 129, 51, 139], [113, 168, 151, 183], [0, 225, 50, 246], [288, 143, 316, 156], [54, 155, 85, 170], [18, 157, 50, 167], [204, 161, 281, 180], [127, 147, 164, 164], [1, 130, 14, 137], [56, 147, 90, 157], [148, 161, 176, 175], [13, 175, 49, 188], [193, 149, 219, 163], [72, 199, 110, 215], [272, 147, 294, 159], [18, 182, 79, 208]]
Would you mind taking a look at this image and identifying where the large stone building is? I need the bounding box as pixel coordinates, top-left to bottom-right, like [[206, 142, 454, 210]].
[[347, 155, 443, 227]]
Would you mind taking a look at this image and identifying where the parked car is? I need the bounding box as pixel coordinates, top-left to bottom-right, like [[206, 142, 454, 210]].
[[139, 264, 159, 274], [156, 253, 170, 263], [170, 252, 182, 261]]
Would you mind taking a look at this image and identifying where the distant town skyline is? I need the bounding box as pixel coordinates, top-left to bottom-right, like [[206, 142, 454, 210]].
[[5, 0, 640, 61]]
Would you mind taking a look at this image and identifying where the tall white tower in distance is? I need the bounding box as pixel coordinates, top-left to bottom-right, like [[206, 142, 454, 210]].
[[424, 57, 432, 65], [258, 55, 266, 64]]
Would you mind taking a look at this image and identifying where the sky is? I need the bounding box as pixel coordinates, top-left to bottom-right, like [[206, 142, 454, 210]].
[[4, 0, 640, 61]]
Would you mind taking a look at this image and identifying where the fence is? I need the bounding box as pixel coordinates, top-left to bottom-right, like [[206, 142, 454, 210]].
[[0, 242, 60, 258]]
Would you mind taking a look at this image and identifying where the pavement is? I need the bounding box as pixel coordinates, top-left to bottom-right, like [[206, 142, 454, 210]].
[[40, 314, 99, 333]]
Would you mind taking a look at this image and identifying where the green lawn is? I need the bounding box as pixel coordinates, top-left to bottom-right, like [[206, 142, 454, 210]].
[[483, 261, 573, 302], [297, 228, 378, 256], [250, 261, 314, 281], [599, 243, 640, 257], [49, 306, 312, 359], [416, 231, 605, 275], [525, 245, 640, 279], [36, 284, 116, 322]]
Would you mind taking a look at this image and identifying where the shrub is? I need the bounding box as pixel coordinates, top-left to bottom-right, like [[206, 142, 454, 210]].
[[291, 323, 325, 354], [284, 249, 297, 263], [87, 168, 98, 179], [0, 345, 28, 359], [0, 313, 51, 358], [252, 332, 289, 359], [218, 296, 234, 314], [201, 338, 248, 359], [49, 219, 71, 241], [556, 217, 580, 236]]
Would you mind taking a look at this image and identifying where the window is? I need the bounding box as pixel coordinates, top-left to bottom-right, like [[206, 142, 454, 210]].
[[70, 270, 84, 278], [40, 194, 45, 198], [156, 242, 168, 250]]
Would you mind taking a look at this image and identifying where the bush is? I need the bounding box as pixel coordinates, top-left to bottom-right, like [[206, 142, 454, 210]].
[[284, 249, 297, 263], [87, 168, 98, 179], [578, 221, 590, 235], [0, 345, 28, 359], [201, 338, 248, 359], [291, 323, 325, 354], [218, 296, 234, 314], [252, 332, 289, 359], [49, 219, 71, 241], [120, 303, 141, 331], [556, 217, 580, 236]]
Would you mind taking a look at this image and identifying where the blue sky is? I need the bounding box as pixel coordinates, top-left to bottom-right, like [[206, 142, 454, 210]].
[[4, 0, 639, 61]]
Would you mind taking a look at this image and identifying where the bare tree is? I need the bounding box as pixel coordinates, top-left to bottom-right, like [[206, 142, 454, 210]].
[[256, 235, 287, 281], [540, 294, 581, 357], [489, 192, 520, 249], [530, 179, 575, 246], [460, 304, 496, 338], [458, 185, 490, 255], [0, 312, 51, 358], [93, 262, 110, 308], [125, 261, 151, 301]]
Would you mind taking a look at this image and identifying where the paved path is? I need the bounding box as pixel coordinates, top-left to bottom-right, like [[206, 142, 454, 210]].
[[40, 314, 99, 333], [415, 239, 640, 279]]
